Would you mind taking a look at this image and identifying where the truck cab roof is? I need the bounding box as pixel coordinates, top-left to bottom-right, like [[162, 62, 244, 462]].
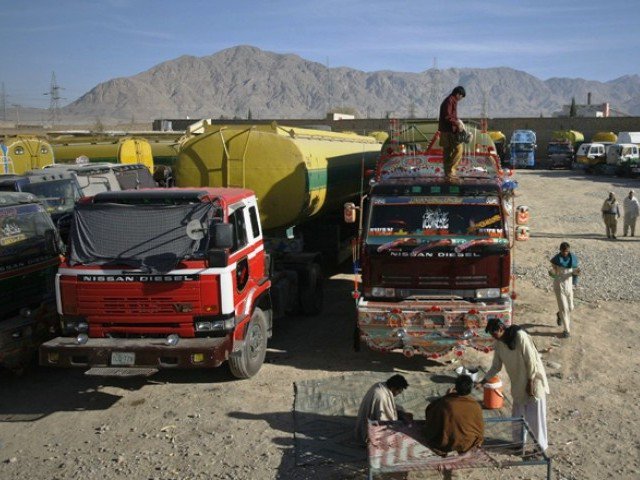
[[372, 177, 504, 196], [0, 191, 40, 206], [87, 187, 255, 206]]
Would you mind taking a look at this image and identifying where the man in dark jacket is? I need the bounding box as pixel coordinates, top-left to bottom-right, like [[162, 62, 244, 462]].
[[438, 86, 467, 179], [424, 374, 484, 456]]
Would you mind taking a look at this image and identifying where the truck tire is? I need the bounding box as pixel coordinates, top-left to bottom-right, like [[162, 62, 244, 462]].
[[298, 263, 323, 316], [229, 308, 268, 379]]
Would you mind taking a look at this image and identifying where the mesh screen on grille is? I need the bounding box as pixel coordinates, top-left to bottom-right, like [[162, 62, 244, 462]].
[[70, 202, 213, 273]]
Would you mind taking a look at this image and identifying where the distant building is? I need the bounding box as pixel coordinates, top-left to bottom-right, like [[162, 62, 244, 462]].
[[554, 102, 611, 118], [327, 113, 355, 121]]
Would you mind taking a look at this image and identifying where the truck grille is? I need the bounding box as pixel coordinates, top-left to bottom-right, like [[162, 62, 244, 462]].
[[382, 274, 487, 287], [78, 295, 200, 315], [454, 275, 488, 286]]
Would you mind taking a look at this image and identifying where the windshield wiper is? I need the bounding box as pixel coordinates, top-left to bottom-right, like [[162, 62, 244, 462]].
[[454, 238, 505, 253], [410, 238, 454, 256], [376, 237, 417, 253]]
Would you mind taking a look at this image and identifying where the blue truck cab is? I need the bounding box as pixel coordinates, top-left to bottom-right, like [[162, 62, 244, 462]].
[[509, 130, 537, 169]]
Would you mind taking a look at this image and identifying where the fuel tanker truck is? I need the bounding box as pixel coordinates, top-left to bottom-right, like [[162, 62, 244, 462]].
[[1, 136, 55, 174], [48, 135, 154, 170], [345, 121, 525, 359], [174, 121, 382, 314], [39, 122, 381, 379]]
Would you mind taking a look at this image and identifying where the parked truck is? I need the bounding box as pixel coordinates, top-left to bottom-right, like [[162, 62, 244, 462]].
[[544, 130, 584, 169], [175, 122, 382, 315], [0, 163, 155, 241], [48, 135, 154, 170], [40, 188, 277, 378], [39, 122, 382, 378], [508, 130, 536, 168], [0, 192, 62, 371], [347, 124, 521, 359], [1, 136, 55, 174]]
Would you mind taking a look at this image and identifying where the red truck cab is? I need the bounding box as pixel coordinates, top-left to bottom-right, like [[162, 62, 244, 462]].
[[40, 188, 273, 378], [349, 130, 518, 359]]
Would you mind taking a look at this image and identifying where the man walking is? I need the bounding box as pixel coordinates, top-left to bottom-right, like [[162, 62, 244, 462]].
[[438, 86, 467, 179], [549, 242, 578, 338], [623, 190, 640, 237]]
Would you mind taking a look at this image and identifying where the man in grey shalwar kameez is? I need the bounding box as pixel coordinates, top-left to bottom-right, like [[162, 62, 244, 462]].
[[355, 374, 412, 444]]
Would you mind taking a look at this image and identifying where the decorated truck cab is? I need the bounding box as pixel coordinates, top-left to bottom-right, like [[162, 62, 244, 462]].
[[0, 192, 61, 371], [40, 188, 273, 378], [348, 124, 523, 358]]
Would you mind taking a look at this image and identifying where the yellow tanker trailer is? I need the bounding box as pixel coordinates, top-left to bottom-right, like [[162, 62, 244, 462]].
[[176, 121, 381, 233], [175, 121, 382, 316], [2, 135, 55, 174], [49, 136, 154, 170]]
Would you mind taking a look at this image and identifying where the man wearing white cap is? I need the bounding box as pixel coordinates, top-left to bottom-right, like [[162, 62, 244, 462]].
[[622, 190, 640, 237]]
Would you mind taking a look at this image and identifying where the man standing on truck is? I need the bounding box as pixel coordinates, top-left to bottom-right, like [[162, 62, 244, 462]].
[[623, 190, 640, 237], [438, 86, 467, 179]]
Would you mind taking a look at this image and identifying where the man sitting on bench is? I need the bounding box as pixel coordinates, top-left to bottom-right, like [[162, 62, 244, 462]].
[[423, 374, 484, 456]]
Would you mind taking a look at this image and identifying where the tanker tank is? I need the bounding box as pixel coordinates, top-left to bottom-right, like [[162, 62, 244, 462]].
[[175, 122, 382, 232], [2, 136, 55, 174], [49, 136, 154, 169]]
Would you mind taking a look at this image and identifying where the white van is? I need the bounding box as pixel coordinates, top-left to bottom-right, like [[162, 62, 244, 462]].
[[606, 144, 639, 165], [575, 143, 606, 168], [617, 132, 640, 145]]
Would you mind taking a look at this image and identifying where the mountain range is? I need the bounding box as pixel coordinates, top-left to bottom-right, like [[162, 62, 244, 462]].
[[61, 45, 640, 122]]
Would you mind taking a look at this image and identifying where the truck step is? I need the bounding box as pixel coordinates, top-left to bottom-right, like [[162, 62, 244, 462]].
[[84, 367, 158, 377]]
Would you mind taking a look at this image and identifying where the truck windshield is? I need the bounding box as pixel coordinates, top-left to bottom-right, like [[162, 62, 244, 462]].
[[513, 144, 534, 152], [548, 144, 572, 154], [21, 179, 80, 214], [366, 197, 503, 244], [0, 203, 55, 262], [75, 173, 119, 196], [69, 201, 218, 273]]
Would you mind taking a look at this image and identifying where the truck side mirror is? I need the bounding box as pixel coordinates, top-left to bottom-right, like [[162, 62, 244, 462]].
[[44, 228, 60, 256], [210, 222, 234, 249], [344, 202, 357, 223]]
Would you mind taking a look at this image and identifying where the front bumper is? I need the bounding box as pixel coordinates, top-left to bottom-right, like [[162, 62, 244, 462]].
[[357, 298, 512, 358], [39, 336, 233, 369], [0, 304, 58, 369]]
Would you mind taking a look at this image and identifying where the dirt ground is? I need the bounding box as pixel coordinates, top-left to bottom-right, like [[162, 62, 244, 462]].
[[1, 170, 639, 480]]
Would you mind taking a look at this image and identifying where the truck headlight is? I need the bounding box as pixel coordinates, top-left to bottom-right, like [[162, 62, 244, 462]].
[[195, 317, 235, 332], [61, 316, 87, 335], [476, 288, 500, 299], [371, 287, 396, 298]]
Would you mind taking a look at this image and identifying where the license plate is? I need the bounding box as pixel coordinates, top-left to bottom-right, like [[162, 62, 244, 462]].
[[111, 352, 135, 366]]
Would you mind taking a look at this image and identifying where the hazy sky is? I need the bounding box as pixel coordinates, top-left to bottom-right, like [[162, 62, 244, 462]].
[[3, 0, 638, 108]]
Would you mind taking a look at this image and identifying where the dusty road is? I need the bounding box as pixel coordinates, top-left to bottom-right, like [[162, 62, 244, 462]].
[[1, 170, 639, 480]]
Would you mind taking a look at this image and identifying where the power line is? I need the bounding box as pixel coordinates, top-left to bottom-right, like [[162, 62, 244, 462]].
[[43, 71, 65, 126]]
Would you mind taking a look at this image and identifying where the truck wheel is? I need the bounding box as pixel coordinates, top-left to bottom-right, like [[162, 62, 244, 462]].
[[299, 263, 323, 316], [229, 308, 268, 379]]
